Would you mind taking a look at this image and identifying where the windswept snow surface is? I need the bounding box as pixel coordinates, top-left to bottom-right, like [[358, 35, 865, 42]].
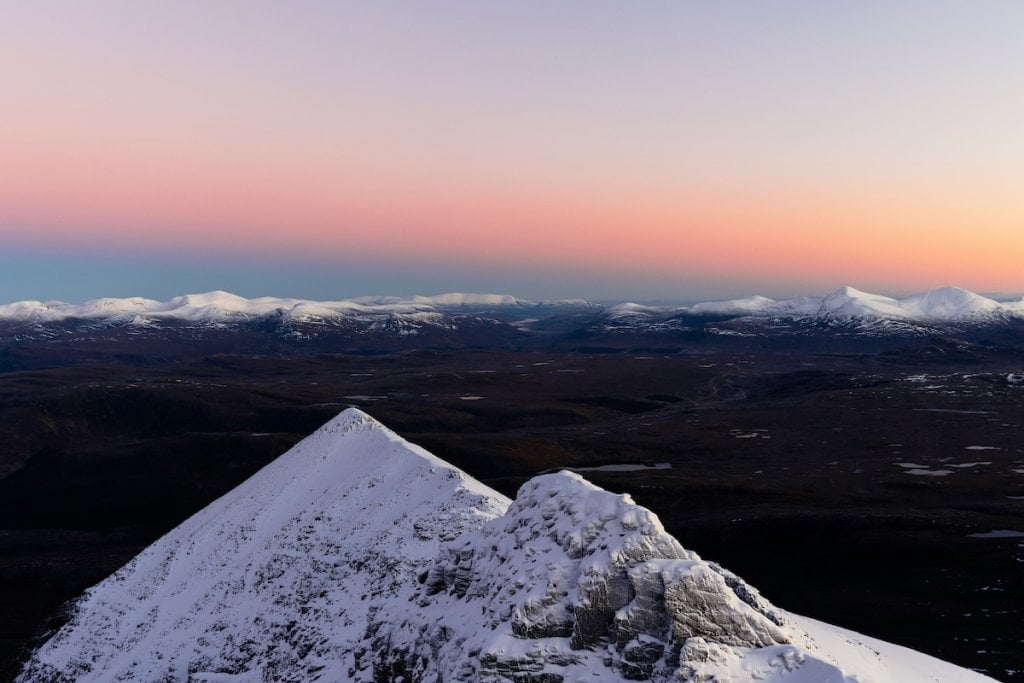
[[19, 410, 995, 682]]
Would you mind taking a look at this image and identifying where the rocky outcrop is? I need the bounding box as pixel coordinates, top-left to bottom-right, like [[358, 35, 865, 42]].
[[371, 472, 789, 681]]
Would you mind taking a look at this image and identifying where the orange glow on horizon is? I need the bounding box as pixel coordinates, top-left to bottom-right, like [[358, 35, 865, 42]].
[[4, 3, 1024, 298], [2, 131, 1022, 296]]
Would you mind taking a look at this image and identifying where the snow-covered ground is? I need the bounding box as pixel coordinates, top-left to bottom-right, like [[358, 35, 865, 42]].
[[0, 291, 533, 325], [18, 409, 998, 682], [689, 285, 1020, 322]]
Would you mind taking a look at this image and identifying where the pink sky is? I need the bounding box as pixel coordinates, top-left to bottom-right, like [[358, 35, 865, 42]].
[[2, 3, 1022, 300]]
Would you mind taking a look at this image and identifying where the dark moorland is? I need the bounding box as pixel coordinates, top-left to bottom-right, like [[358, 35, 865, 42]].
[[1, 342, 1023, 679]]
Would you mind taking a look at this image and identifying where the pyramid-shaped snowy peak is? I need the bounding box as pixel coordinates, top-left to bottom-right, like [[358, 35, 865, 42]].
[[18, 409, 508, 682], [19, 409, 995, 682]]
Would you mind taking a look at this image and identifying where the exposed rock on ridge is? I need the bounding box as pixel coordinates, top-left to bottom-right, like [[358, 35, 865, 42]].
[[376, 472, 789, 681]]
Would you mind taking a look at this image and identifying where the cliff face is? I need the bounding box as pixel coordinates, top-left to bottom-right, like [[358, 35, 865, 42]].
[[18, 409, 996, 683]]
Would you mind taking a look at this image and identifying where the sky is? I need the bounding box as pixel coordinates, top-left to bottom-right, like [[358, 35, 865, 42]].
[[2, 1, 1022, 303]]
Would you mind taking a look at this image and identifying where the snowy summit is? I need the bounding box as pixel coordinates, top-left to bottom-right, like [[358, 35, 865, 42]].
[[18, 409, 994, 682]]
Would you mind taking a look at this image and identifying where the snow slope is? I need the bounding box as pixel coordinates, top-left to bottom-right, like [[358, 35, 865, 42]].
[[354, 293, 532, 307], [603, 302, 663, 319], [19, 410, 997, 682], [898, 286, 1004, 320], [0, 291, 531, 324], [689, 285, 1014, 322], [18, 409, 508, 682], [690, 295, 777, 316]]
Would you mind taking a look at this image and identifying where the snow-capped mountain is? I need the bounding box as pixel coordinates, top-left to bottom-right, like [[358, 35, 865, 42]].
[[3, 287, 1024, 369], [1, 286, 1018, 328], [0, 291, 533, 325], [18, 409, 996, 682], [570, 285, 1024, 345], [689, 294, 777, 316], [0, 291, 543, 357], [690, 285, 1016, 322]]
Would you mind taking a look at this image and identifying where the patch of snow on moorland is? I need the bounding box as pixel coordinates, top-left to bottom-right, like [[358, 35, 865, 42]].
[[968, 530, 1024, 539], [904, 469, 955, 477]]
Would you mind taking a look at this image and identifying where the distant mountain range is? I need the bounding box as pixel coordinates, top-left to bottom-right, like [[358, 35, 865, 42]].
[[2, 286, 1024, 366], [0, 291, 539, 325], [16, 409, 996, 682], [1, 286, 1022, 325]]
